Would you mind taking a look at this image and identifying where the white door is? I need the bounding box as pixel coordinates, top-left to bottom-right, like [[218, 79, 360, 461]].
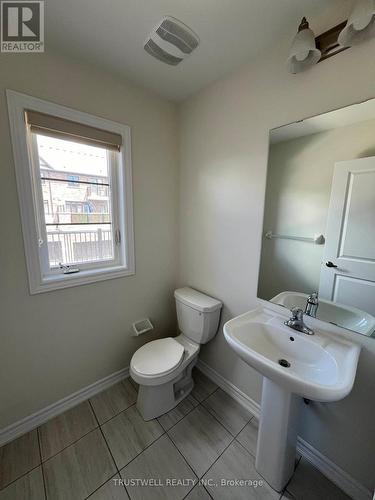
[[319, 157, 375, 317]]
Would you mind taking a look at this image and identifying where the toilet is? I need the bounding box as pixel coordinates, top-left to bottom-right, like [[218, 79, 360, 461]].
[[130, 287, 222, 420]]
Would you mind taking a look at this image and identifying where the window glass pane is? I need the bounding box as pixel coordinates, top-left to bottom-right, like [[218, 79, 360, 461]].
[[36, 135, 114, 267], [40, 179, 111, 225], [46, 224, 114, 267]]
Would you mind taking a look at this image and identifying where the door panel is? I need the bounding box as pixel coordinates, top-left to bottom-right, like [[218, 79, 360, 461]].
[[319, 157, 375, 318], [339, 170, 375, 260], [333, 275, 375, 315]]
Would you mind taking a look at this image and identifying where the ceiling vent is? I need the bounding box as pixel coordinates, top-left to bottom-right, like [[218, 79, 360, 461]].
[[144, 16, 199, 66]]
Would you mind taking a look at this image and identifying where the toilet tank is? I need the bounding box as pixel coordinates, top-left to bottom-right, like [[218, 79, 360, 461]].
[[174, 287, 222, 344]]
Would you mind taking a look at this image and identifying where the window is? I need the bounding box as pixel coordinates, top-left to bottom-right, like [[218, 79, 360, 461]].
[[7, 90, 134, 293], [67, 174, 80, 186]]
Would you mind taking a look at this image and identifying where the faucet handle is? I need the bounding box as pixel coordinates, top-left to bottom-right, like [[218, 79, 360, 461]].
[[290, 307, 303, 320], [307, 292, 319, 303]]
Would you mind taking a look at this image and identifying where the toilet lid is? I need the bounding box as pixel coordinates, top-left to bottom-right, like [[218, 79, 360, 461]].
[[131, 337, 185, 377]]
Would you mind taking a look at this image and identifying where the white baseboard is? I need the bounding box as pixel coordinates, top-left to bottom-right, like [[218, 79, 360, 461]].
[[296, 437, 372, 500], [196, 360, 372, 500], [0, 367, 129, 447], [197, 359, 261, 419]]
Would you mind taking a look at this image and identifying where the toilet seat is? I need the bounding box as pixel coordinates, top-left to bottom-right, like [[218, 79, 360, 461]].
[[131, 337, 184, 378]]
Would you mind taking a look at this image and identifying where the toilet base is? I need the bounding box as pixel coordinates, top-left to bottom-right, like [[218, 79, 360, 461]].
[[136, 358, 197, 420]]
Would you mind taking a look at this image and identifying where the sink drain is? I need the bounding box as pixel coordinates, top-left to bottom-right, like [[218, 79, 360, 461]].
[[278, 359, 291, 368]]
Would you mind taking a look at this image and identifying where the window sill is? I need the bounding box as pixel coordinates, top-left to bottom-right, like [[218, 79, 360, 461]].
[[30, 265, 135, 294]]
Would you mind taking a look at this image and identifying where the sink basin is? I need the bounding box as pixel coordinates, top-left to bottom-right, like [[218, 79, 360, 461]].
[[224, 307, 360, 402], [271, 291, 375, 336], [223, 306, 361, 492]]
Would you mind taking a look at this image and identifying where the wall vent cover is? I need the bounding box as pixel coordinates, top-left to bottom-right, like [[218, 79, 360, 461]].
[[144, 16, 199, 66]]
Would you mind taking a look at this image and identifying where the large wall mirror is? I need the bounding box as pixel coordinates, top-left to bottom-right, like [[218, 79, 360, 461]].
[[258, 99, 375, 338]]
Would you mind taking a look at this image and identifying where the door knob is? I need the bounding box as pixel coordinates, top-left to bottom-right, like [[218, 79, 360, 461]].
[[326, 261, 338, 268]]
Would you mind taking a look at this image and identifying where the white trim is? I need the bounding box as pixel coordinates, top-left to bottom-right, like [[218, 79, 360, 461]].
[[196, 359, 261, 418], [196, 360, 372, 500], [6, 89, 135, 294], [296, 437, 372, 500], [0, 367, 129, 447]]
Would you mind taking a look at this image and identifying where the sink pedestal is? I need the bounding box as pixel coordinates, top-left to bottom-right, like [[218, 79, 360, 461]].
[[255, 378, 301, 492]]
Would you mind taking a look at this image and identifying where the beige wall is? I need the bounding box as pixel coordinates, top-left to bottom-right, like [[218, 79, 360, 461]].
[[0, 52, 178, 428], [179, 22, 375, 493], [259, 119, 375, 300], [1, 13, 375, 493]]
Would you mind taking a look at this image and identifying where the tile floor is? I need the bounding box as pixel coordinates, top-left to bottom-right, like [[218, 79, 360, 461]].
[[0, 370, 351, 500]]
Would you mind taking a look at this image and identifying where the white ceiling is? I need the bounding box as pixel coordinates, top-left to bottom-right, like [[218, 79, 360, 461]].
[[46, 0, 348, 101], [271, 97, 375, 144]]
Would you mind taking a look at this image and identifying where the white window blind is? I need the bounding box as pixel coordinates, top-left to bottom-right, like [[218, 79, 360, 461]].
[[25, 110, 123, 151]]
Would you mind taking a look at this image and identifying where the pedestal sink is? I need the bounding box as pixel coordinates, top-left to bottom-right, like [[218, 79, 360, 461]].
[[223, 306, 361, 492]]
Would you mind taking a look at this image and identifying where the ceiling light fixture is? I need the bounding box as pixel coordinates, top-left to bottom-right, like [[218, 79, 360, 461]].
[[287, 17, 321, 74], [338, 0, 375, 47]]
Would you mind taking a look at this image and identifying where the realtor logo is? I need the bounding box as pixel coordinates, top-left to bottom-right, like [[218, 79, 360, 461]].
[[1, 1, 44, 52]]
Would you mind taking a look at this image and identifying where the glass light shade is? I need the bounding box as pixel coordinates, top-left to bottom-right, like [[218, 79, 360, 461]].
[[287, 25, 321, 74], [338, 0, 375, 47]]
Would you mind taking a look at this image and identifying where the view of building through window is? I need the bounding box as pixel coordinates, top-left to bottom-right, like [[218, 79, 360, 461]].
[[36, 135, 115, 267]]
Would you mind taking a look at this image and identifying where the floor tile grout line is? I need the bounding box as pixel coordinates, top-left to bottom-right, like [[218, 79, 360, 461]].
[[96, 395, 167, 475], [181, 481, 215, 500], [90, 400, 137, 427], [87, 399, 130, 498], [280, 455, 303, 499], [37, 427, 48, 500], [192, 373, 302, 498], [88, 400, 120, 474], [202, 484, 216, 500], [201, 399, 254, 438], [36, 427, 42, 465], [117, 431, 166, 473], [30, 397, 122, 465], [96, 382, 216, 479], [192, 385, 219, 405], [195, 400, 246, 442], [167, 430, 207, 480], [163, 431, 199, 484], [233, 436, 258, 459], [155, 374, 214, 433], [83, 470, 123, 500], [0, 461, 43, 492], [199, 431, 237, 480], [158, 396, 203, 433], [88, 377, 138, 426], [234, 436, 298, 500], [0, 428, 44, 492], [283, 488, 298, 500], [294, 454, 302, 471], [235, 414, 255, 437], [39, 424, 100, 464], [233, 435, 256, 459], [167, 407, 237, 480]]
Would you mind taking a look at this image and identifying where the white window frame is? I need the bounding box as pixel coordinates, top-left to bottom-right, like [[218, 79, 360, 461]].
[[7, 90, 135, 294]]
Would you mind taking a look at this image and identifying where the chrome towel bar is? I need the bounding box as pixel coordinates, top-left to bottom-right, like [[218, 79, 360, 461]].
[[265, 231, 325, 245]]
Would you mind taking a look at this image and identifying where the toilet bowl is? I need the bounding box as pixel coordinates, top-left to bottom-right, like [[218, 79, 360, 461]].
[[130, 287, 222, 420]]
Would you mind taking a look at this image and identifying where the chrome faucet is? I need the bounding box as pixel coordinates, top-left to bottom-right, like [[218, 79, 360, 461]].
[[284, 307, 314, 335], [305, 292, 319, 318]]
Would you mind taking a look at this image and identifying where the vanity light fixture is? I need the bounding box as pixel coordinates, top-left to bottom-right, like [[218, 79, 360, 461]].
[[338, 0, 375, 47], [287, 17, 321, 74], [288, 1, 375, 74]]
